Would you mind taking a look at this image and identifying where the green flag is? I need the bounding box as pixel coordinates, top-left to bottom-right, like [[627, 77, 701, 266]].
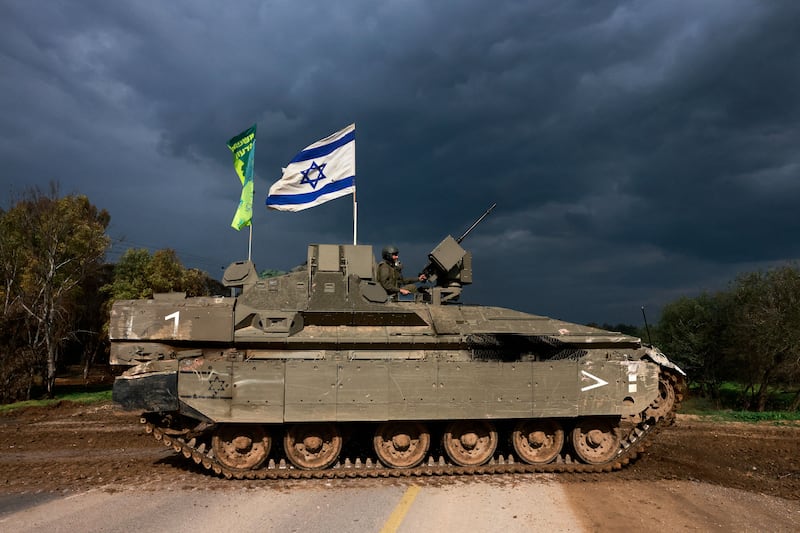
[[227, 124, 257, 230]]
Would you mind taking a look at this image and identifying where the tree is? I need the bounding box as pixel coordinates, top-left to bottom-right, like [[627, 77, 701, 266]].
[[106, 248, 153, 300], [726, 266, 800, 411], [183, 267, 225, 297], [147, 249, 186, 294], [0, 311, 35, 402], [0, 206, 23, 315], [0, 185, 110, 399], [69, 263, 114, 381], [104, 247, 224, 305], [1, 205, 40, 401], [260, 268, 287, 279], [656, 293, 731, 403]]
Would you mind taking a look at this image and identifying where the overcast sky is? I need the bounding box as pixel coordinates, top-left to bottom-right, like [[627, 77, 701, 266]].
[[2, 0, 799, 326]]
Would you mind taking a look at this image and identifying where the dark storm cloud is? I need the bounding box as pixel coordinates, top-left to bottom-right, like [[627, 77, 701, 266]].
[[1, 0, 799, 324]]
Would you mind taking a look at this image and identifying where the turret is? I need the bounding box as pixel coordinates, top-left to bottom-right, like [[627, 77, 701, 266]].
[[422, 235, 473, 303], [418, 202, 495, 304], [221, 204, 494, 309]]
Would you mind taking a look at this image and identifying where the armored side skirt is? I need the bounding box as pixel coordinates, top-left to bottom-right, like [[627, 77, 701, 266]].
[[113, 371, 178, 412], [167, 357, 660, 423]]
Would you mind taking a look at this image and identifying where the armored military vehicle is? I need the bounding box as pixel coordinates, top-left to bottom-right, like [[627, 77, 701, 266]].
[[111, 211, 684, 479]]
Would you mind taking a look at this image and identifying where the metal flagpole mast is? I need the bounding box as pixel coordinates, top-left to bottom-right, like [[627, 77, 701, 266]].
[[248, 224, 253, 261], [249, 149, 255, 260], [353, 187, 357, 245], [352, 127, 357, 245]]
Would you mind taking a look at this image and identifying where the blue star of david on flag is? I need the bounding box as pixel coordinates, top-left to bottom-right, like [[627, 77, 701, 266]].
[[266, 124, 356, 212], [299, 161, 327, 189]]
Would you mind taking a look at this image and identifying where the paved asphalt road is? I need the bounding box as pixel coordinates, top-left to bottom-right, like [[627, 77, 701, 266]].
[[1, 479, 578, 533], [3, 476, 800, 532]]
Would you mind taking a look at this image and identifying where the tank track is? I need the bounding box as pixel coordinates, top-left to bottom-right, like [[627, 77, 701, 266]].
[[143, 369, 684, 480]]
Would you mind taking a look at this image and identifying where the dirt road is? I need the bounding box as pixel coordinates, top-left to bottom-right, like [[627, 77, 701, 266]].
[[1, 403, 799, 531]]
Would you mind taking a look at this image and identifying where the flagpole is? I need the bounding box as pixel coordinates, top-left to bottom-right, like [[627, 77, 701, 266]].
[[353, 124, 357, 245], [250, 134, 256, 261], [353, 189, 357, 245], [248, 223, 253, 261]]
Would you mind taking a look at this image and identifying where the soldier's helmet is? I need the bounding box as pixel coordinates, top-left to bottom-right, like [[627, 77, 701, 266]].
[[381, 245, 399, 261]]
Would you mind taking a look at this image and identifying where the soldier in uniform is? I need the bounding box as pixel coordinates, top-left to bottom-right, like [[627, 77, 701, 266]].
[[377, 245, 426, 296]]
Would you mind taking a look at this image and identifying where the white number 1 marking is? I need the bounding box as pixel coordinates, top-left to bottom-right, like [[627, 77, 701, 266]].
[[165, 311, 180, 336]]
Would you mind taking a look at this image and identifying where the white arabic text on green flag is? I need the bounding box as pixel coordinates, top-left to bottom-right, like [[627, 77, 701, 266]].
[[228, 124, 256, 230]]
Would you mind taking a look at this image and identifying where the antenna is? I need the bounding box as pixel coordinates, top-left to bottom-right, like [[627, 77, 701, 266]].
[[641, 306, 652, 345]]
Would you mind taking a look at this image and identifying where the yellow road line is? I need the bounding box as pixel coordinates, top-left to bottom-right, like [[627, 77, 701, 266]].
[[380, 484, 421, 533]]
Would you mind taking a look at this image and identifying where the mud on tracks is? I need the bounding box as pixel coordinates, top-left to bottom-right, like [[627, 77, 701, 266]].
[[1, 403, 799, 498]]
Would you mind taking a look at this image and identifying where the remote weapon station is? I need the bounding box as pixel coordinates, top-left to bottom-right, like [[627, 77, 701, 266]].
[[111, 205, 684, 479]]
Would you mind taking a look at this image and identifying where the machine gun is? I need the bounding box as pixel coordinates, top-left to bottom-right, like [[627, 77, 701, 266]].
[[419, 202, 496, 304], [455, 202, 496, 245]]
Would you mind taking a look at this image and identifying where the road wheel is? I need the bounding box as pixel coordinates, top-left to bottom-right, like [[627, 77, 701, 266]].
[[211, 424, 271, 470], [284, 423, 342, 470], [512, 419, 564, 464], [571, 418, 621, 464], [443, 420, 498, 466], [374, 421, 430, 468]]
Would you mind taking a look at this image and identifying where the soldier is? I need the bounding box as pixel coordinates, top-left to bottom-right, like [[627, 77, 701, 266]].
[[377, 245, 426, 296]]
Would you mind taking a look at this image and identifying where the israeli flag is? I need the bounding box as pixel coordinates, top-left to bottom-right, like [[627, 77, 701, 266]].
[[266, 123, 356, 211]]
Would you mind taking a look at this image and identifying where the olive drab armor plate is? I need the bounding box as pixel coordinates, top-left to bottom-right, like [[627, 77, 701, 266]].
[[111, 218, 684, 477]]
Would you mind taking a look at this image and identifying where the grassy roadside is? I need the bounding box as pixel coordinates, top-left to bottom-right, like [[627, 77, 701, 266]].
[[681, 395, 800, 423], [0, 389, 112, 414]]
